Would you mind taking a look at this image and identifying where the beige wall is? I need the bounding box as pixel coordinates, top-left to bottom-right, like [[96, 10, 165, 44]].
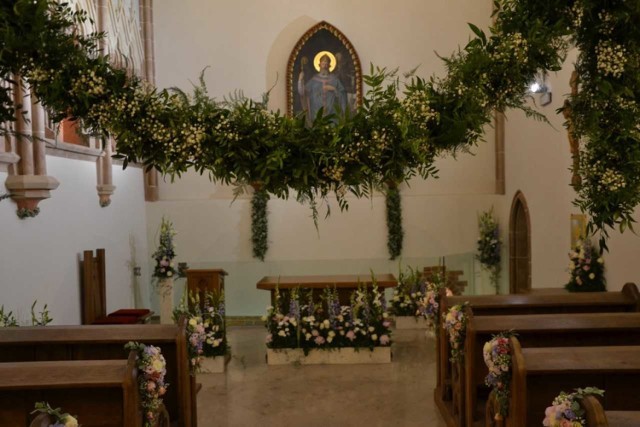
[[0, 157, 150, 325]]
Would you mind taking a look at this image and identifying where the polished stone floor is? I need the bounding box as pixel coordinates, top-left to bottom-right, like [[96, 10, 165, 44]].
[[197, 326, 447, 427]]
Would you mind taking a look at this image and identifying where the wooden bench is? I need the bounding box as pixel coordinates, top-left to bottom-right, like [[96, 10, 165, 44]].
[[580, 395, 640, 427], [464, 311, 640, 427], [0, 351, 141, 427], [434, 283, 640, 427], [507, 337, 640, 427], [0, 322, 194, 427]]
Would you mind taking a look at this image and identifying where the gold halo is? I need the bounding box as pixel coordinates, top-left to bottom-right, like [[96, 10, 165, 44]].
[[313, 51, 336, 72]]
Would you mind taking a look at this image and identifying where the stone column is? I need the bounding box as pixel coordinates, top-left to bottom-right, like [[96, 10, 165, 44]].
[[5, 78, 59, 216], [141, 0, 159, 202], [97, 137, 116, 207]]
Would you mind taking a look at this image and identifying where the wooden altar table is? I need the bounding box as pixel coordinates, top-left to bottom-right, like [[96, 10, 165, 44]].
[[256, 274, 398, 305]]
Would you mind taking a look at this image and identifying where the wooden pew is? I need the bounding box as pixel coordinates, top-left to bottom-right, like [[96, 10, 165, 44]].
[[0, 351, 141, 427], [464, 311, 640, 427], [434, 282, 640, 427], [507, 337, 640, 427], [0, 322, 194, 427], [580, 395, 640, 427]]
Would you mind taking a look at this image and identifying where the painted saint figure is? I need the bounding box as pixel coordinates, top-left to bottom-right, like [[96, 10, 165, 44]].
[[297, 53, 347, 125]]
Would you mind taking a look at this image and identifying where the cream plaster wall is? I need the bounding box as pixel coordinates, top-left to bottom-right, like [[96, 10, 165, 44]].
[[502, 49, 640, 291], [150, 0, 504, 315], [0, 157, 150, 325]]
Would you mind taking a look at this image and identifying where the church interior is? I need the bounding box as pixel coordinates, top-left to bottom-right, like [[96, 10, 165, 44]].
[[1, 0, 640, 426]]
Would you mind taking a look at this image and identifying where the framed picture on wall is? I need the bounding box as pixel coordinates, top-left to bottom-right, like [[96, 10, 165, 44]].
[[570, 213, 587, 248], [286, 21, 362, 125]]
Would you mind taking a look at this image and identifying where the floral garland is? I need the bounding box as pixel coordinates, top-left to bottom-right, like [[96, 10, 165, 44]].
[[443, 303, 468, 363], [173, 290, 228, 374], [385, 183, 403, 260], [543, 387, 604, 427], [251, 185, 269, 261], [477, 208, 501, 294], [264, 284, 392, 353], [152, 217, 177, 282], [416, 280, 453, 332], [483, 331, 516, 417], [31, 402, 78, 427], [1, 1, 639, 245], [566, 239, 605, 292], [124, 342, 169, 427]]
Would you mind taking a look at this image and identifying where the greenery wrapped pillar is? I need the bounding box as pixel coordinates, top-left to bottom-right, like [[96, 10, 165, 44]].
[[385, 182, 403, 260], [251, 183, 269, 261]]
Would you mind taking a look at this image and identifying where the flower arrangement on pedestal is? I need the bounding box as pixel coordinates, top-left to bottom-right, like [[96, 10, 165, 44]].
[[391, 266, 425, 316], [477, 208, 501, 294], [543, 387, 604, 427], [173, 290, 228, 374], [444, 303, 469, 362], [264, 284, 392, 353], [566, 239, 606, 292], [483, 331, 516, 418], [152, 217, 177, 282], [125, 342, 168, 427], [31, 402, 78, 427]]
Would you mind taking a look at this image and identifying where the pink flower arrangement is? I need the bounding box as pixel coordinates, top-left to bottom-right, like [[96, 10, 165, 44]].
[[125, 342, 169, 427], [443, 303, 468, 362], [483, 331, 515, 417], [542, 387, 604, 427]]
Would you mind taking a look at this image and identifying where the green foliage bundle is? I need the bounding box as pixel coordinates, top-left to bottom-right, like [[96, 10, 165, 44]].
[[385, 184, 403, 260], [251, 186, 269, 261], [477, 208, 501, 293], [0, 305, 18, 327]]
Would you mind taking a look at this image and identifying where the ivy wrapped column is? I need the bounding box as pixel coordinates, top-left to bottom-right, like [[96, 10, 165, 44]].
[[251, 183, 269, 261], [385, 182, 403, 260]]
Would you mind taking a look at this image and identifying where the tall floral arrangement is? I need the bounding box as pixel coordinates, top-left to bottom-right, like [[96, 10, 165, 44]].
[[483, 331, 516, 417], [566, 239, 606, 292], [444, 303, 468, 363], [477, 208, 501, 294], [391, 266, 425, 316], [264, 283, 391, 353], [543, 387, 604, 427], [124, 342, 168, 427], [173, 290, 228, 374], [152, 217, 177, 281]]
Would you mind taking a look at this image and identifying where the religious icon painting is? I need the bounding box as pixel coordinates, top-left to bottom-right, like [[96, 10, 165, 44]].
[[286, 21, 362, 125]]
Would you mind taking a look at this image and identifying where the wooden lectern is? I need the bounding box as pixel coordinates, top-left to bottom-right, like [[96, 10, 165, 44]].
[[185, 269, 228, 307]]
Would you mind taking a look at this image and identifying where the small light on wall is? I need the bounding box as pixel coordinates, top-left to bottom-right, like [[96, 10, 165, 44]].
[[528, 72, 552, 106]]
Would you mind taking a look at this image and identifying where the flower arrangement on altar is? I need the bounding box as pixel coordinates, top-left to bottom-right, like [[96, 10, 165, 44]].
[[152, 217, 177, 281], [444, 303, 468, 362], [477, 207, 501, 294], [263, 284, 392, 353], [543, 387, 604, 427], [483, 331, 516, 418], [566, 239, 606, 292], [31, 402, 78, 427], [173, 290, 228, 373], [124, 342, 168, 427]]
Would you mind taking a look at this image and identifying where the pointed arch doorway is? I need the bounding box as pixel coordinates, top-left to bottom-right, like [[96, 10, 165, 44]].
[[509, 191, 531, 294]]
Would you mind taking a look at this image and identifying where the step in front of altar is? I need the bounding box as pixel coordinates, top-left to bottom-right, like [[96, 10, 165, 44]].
[[394, 316, 430, 329], [266, 347, 391, 365], [198, 353, 231, 374]]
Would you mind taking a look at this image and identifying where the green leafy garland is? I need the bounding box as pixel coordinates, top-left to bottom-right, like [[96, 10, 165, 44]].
[[251, 185, 269, 261], [1, 1, 639, 247], [385, 183, 403, 260]]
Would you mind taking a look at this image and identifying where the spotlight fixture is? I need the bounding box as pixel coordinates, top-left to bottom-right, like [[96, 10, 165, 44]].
[[528, 72, 552, 106]]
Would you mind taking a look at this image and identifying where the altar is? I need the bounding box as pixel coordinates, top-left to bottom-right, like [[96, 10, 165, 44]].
[[256, 274, 398, 305]]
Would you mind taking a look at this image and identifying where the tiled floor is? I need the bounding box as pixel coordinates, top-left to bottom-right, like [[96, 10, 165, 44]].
[[197, 326, 447, 427]]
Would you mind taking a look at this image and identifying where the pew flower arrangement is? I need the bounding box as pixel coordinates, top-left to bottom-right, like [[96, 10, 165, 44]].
[[264, 284, 392, 353], [483, 331, 516, 417], [566, 239, 606, 292], [415, 278, 454, 332], [477, 207, 501, 294], [0, 305, 18, 327], [542, 387, 605, 427], [125, 342, 168, 427], [31, 402, 78, 427], [173, 290, 228, 373], [152, 217, 177, 281], [444, 303, 469, 362]]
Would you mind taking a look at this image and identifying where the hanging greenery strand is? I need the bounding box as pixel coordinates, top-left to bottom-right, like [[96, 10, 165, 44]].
[[251, 185, 269, 261], [385, 183, 403, 260]]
